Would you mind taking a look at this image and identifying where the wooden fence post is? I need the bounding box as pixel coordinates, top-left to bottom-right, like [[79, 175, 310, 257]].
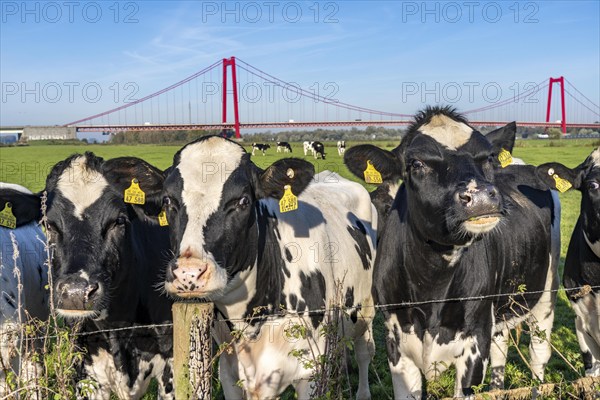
[[172, 302, 214, 400]]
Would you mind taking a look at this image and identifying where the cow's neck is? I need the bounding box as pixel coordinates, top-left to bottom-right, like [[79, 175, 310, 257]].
[[583, 230, 600, 259], [409, 222, 474, 271], [214, 204, 285, 323]]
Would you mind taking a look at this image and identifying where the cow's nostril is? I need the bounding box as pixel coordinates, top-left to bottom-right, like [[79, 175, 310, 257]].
[[86, 283, 99, 299], [459, 192, 472, 206]]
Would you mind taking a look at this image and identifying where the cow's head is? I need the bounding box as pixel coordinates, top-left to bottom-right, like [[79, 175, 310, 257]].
[[162, 135, 314, 300], [536, 147, 600, 245], [1, 153, 166, 319], [345, 106, 518, 246]]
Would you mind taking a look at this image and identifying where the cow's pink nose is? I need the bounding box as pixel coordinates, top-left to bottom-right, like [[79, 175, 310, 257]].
[[172, 263, 209, 291]]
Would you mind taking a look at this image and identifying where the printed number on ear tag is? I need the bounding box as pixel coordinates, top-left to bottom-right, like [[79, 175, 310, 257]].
[[279, 185, 298, 213], [124, 179, 146, 205], [552, 173, 572, 193], [158, 209, 169, 226], [0, 202, 16, 229], [498, 148, 513, 168], [363, 160, 383, 184]]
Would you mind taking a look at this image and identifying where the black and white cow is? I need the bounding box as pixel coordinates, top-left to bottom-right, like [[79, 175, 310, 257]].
[[311, 141, 326, 160], [303, 141, 314, 156], [252, 143, 271, 156], [8, 154, 174, 399], [0, 183, 48, 397], [159, 136, 377, 399], [345, 106, 560, 398], [535, 147, 600, 377], [276, 141, 292, 153], [337, 140, 346, 156]]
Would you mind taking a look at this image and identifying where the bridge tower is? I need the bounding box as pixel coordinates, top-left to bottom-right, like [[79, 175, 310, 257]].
[[545, 76, 567, 134], [222, 57, 241, 139]]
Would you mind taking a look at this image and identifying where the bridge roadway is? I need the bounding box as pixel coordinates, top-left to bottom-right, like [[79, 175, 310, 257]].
[[73, 120, 600, 132]]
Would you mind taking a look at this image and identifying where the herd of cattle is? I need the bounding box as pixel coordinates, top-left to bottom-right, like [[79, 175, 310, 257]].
[[251, 140, 346, 159], [0, 106, 598, 399]]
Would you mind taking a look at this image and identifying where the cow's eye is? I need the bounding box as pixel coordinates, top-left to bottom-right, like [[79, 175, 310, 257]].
[[410, 159, 424, 170], [588, 181, 599, 191], [116, 216, 127, 225], [238, 195, 250, 208], [163, 196, 171, 207]]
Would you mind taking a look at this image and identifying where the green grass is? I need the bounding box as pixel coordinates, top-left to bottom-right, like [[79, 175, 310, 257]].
[[1, 138, 597, 398]]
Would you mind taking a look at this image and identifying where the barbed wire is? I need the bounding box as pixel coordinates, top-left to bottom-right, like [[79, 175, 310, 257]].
[[9, 283, 599, 341]]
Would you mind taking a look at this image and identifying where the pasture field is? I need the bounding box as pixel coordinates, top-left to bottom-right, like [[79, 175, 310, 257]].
[[0, 138, 598, 398]]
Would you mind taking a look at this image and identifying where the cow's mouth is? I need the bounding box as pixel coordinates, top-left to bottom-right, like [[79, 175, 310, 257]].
[[170, 290, 207, 299], [56, 309, 100, 319], [462, 213, 501, 233]]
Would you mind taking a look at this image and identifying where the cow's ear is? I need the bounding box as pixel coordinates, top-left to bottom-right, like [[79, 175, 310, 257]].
[[344, 144, 402, 183], [255, 158, 315, 199], [102, 157, 166, 217], [535, 162, 588, 192], [0, 187, 42, 227], [534, 147, 600, 192], [486, 122, 517, 155]]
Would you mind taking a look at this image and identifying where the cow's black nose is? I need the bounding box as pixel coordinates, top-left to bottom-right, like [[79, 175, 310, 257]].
[[455, 183, 501, 216], [56, 277, 102, 310]]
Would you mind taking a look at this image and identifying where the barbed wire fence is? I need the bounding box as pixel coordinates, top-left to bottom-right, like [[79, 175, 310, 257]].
[[2, 282, 600, 398]]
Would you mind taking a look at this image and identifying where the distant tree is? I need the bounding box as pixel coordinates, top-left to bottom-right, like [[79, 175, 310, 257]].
[[547, 128, 563, 140]]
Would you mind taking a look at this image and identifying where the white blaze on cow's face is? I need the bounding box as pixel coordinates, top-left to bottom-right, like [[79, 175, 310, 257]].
[[165, 137, 247, 298], [419, 114, 474, 151], [56, 155, 109, 220]]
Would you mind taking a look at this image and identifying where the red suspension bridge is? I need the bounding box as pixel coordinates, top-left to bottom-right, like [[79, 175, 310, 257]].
[[66, 57, 600, 138]]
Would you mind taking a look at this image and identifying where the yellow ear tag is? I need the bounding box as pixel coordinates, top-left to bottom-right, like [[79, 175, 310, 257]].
[[551, 173, 572, 193], [364, 160, 383, 184], [0, 202, 16, 229], [124, 179, 146, 205], [498, 148, 513, 168], [279, 185, 298, 213], [158, 209, 169, 226]]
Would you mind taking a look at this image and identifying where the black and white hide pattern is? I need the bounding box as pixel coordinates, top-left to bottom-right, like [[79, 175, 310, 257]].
[[276, 141, 292, 153], [535, 147, 600, 377], [311, 141, 326, 159], [344, 106, 560, 399], [252, 143, 271, 156], [0, 183, 48, 397], [303, 141, 314, 156], [161, 135, 378, 399], [337, 140, 346, 156], [9, 154, 174, 399]]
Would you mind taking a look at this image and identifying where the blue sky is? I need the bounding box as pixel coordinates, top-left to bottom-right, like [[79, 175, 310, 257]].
[[1, 1, 599, 126]]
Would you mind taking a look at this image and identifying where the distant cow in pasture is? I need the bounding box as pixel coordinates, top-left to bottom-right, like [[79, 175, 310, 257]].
[[0, 183, 48, 398], [252, 143, 271, 156], [7, 155, 174, 399], [276, 141, 292, 153], [311, 141, 326, 159], [345, 106, 560, 398], [303, 141, 314, 156], [535, 147, 600, 377], [337, 140, 346, 155], [159, 136, 378, 399]]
